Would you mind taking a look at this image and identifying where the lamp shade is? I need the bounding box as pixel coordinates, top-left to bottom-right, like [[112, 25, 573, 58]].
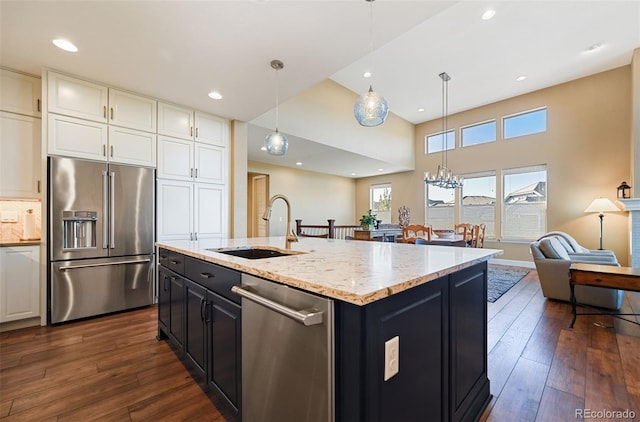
[[264, 130, 288, 156], [584, 197, 619, 213], [354, 85, 389, 127]]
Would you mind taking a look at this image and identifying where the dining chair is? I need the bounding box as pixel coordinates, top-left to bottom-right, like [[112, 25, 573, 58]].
[[414, 238, 431, 245], [471, 224, 486, 248], [454, 223, 474, 245], [402, 224, 432, 243]]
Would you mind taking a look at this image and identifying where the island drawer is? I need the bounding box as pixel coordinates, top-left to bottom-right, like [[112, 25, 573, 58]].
[[184, 256, 241, 304], [159, 249, 185, 275]]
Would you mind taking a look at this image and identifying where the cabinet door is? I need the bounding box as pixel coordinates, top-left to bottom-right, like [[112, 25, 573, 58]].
[[157, 136, 194, 181], [194, 144, 225, 184], [208, 292, 241, 409], [156, 180, 194, 241], [185, 280, 207, 378], [108, 89, 157, 133], [0, 69, 41, 117], [195, 112, 227, 146], [0, 112, 41, 198], [158, 102, 194, 140], [107, 126, 156, 167], [194, 183, 227, 239], [0, 245, 40, 322], [47, 72, 108, 123], [169, 272, 185, 351], [157, 266, 171, 334], [48, 113, 108, 161]]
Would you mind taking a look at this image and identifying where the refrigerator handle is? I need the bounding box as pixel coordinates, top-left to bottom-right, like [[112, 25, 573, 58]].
[[102, 171, 109, 249], [110, 171, 115, 249]]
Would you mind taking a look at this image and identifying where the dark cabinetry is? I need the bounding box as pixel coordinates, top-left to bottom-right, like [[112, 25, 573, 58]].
[[336, 261, 489, 422], [157, 248, 241, 420]]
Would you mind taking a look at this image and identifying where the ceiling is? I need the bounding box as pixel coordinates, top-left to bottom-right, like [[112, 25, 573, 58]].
[[2, 1, 639, 177]]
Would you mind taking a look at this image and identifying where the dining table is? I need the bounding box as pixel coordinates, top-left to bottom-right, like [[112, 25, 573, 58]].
[[408, 234, 467, 247]]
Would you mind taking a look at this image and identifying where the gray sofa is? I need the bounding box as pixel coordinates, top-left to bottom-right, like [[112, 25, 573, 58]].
[[530, 231, 623, 310]]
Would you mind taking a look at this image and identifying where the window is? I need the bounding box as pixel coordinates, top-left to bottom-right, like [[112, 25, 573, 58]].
[[370, 183, 391, 223], [461, 120, 496, 147], [461, 173, 496, 237], [503, 108, 547, 139], [502, 165, 547, 240], [425, 130, 455, 154], [425, 185, 455, 229]]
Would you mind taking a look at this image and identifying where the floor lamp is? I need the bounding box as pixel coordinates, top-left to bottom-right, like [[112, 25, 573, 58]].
[[584, 197, 619, 250]]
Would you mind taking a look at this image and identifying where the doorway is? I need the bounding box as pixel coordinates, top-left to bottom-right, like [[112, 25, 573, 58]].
[[248, 172, 269, 238]]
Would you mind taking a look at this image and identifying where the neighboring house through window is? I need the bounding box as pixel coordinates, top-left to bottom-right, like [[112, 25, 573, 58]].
[[461, 172, 496, 237], [370, 183, 392, 223], [502, 165, 547, 240]]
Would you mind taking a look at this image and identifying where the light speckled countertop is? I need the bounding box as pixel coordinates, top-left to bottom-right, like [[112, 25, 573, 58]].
[[157, 237, 503, 306]]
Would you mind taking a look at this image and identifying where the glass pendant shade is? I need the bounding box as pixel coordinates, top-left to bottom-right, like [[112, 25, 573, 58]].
[[354, 85, 389, 127], [264, 129, 288, 156]]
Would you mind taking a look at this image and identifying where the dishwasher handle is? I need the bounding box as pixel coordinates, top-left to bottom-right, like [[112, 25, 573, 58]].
[[231, 285, 323, 326]]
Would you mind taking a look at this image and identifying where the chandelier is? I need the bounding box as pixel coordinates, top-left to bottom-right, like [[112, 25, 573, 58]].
[[424, 72, 463, 189]]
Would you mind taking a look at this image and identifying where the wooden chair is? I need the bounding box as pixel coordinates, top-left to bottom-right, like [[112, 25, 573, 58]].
[[454, 223, 474, 245], [471, 224, 486, 248], [402, 224, 432, 243]]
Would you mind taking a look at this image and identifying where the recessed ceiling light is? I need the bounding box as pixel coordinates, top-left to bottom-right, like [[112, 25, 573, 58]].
[[52, 39, 78, 52], [481, 9, 496, 20], [378, 168, 384, 172], [351, 172, 357, 176], [516, 75, 527, 82], [208, 91, 222, 100], [260, 146, 267, 151], [295, 162, 302, 166], [363, 71, 372, 78], [584, 43, 603, 53], [417, 107, 425, 112]]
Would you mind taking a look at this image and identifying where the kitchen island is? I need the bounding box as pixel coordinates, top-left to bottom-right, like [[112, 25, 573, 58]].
[[156, 237, 502, 422]]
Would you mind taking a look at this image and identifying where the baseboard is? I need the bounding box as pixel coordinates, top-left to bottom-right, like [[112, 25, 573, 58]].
[[489, 258, 535, 269], [0, 317, 40, 332]]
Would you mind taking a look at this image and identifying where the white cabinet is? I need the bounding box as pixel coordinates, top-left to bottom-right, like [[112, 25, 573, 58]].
[[157, 135, 225, 184], [48, 114, 108, 161], [158, 102, 228, 146], [156, 179, 227, 241], [0, 245, 40, 322], [0, 112, 42, 198], [48, 71, 108, 123], [108, 89, 156, 133], [1, 69, 41, 117], [108, 126, 156, 167]]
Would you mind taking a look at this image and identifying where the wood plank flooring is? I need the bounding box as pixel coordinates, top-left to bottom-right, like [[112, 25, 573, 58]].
[[1, 267, 639, 421]]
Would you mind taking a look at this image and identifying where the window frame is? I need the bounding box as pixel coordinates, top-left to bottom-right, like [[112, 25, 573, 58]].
[[502, 107, 547, 140], [460, 171, 496, 238], [501, 164, 547, 241], [370, 183, 392, 223], [461, 119, 497, 148], [425, 129, 456, 154]]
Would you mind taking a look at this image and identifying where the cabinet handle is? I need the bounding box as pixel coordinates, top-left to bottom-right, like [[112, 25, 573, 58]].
[[110, 145, 114, 158], [103, 106, 107, 118], [170, 260, 179, 265], [200, 298, 206, 321], [110, 107, 114, 120], [199, 272, 214, 279], [103, 144, 107, 156], [190, 126, 193, 137], [163, 275, 169, 291], [194, 232, 198, 240], [194, 168, 198, 178], [205, 301, 212, 323], [37, 99, 41, 112], [196, 127, 199, 138], [190, 168, 193, 178], [37, 180, 41, 193]]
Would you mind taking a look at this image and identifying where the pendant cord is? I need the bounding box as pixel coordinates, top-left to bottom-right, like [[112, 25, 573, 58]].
[[275, 67, 279, 130], [369, 0, 373, 54], [441, 75, 446, 168]]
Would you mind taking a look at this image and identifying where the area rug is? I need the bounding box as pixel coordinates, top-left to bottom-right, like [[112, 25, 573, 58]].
[[487, 267, 529, 303]]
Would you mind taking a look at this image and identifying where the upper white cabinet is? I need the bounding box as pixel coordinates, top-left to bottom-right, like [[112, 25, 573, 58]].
[[108, 126, 156, 167], [108, 89, 156, 133], [158, 102, 228, 146], [157, 135, 225, 184], [0, 245, 40, 323], [48, 114, 108, 162], [0, 69, 41, 117], [48, 71, 108, 123], [0, 112, 42, 198]]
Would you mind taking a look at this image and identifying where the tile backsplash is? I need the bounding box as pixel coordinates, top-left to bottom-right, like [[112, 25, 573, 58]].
[[0, 199, 42, 241]]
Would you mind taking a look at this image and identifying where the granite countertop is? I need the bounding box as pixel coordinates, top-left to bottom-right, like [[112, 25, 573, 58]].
[[157, 237, 502, 306], [0, 239, 42, 247]]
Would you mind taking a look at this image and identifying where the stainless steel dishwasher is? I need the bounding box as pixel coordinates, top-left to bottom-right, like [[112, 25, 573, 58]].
[[232, 274, 334, 422]]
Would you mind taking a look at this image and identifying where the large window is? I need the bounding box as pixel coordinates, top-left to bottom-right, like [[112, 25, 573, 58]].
[[425, 185, 455, 229], [461, 120, 496, 147], [425, 130, 455, 154], [461, 173, 496, 237], [502, 166, 547, 240], [503, 108, 547, 139], [370, 183, 392, 223]]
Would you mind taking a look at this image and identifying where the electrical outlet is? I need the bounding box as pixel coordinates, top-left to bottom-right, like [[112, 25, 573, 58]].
[[0, 211, 18, 223], [384, 336, 399, 381]]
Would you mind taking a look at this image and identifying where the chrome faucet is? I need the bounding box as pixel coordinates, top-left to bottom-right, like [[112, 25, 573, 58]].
[[262, 194, 298, 249]]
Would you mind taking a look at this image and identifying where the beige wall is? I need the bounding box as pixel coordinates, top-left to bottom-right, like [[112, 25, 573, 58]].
[[356, 66, 632, 264], [247, 161, 356, 236]]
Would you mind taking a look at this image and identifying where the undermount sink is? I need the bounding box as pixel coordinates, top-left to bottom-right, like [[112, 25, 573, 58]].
[[208, 246, 307, 260]]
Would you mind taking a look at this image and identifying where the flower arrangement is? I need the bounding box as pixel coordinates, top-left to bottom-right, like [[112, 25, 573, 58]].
[[359, 209, 378, 229]]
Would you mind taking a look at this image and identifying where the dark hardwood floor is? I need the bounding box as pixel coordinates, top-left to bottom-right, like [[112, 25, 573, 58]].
[[1, 267, 639, 421]]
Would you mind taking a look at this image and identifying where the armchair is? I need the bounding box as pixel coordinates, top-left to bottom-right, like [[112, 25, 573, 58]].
[[530, 234, 623, 310]]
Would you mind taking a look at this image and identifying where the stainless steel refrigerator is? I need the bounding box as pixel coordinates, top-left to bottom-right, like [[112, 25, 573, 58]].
[[48, 156, 155, 324]]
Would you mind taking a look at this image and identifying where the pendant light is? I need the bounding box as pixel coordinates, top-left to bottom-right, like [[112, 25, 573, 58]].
[[424, 72, 463, 189], [264, 59, 288, 156], [354, 0, 389, 127]]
